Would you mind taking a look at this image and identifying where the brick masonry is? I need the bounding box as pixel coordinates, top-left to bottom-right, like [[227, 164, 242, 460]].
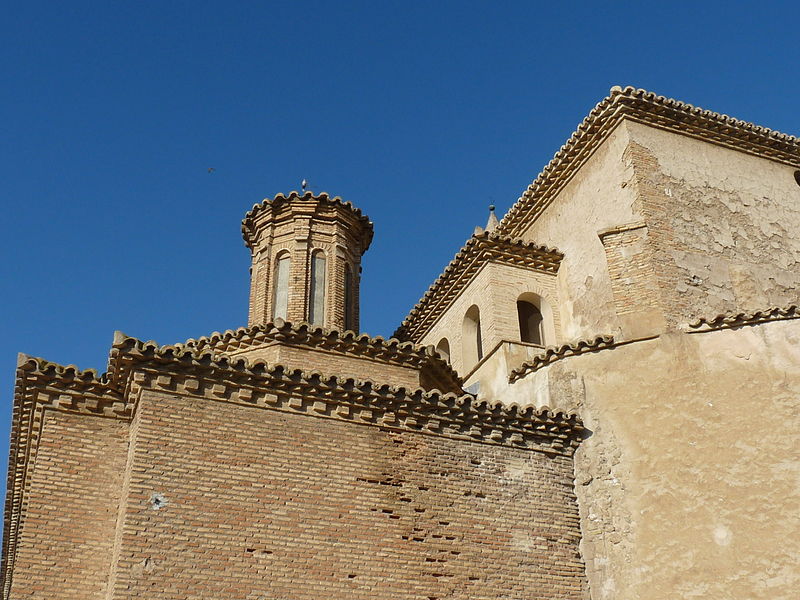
[[104, 387, 586, 600], [7, 411, 128, 598]]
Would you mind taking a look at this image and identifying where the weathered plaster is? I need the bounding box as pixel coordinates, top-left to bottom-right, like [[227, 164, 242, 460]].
[[508, 321, 800, 600]]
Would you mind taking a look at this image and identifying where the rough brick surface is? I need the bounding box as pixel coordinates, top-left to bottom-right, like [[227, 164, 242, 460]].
[[7, 411, 128, 599], [106, 389, 586, 600]]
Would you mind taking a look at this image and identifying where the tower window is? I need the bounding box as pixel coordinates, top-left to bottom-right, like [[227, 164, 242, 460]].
[[272, 253, 290, 321], [517, 300, 544, 345], [462, 305, 483, 369], [436, 338, 451, 362], [309, 251, 326, 326]]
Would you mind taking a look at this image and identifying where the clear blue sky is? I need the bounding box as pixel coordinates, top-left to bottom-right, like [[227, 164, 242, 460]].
[[1, 1, 797, 501]]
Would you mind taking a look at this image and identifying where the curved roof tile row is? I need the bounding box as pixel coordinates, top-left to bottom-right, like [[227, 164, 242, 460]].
[[509, 335, 616, 383], [498, 86, 800, 238], [241, 190, 374, 251], [394, 231, 563, 342]]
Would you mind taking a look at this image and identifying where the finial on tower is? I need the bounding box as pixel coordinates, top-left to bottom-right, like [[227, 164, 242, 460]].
[[485, 204, 499, 233]]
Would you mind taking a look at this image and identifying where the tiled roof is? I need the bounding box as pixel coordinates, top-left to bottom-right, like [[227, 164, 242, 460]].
[[498, 86, 800, 238], [394, 231, 563, 342], [509, 336, 615, 383], [241, 190, 374, 251], [687, 304, 800, 331], [184, 317, 464, 393]]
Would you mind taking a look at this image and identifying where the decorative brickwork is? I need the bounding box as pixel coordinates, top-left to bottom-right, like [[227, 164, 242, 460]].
[[184, 317, 463, 393], [395, 231, 563, 343], [2, 333, 587, 599], [243, 191, 373, 331]]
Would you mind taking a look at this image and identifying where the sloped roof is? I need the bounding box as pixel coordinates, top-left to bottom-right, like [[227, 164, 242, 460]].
[[184, 317, 464, 393], [394, 231, 563, 342], [497, 86, 800, 238]]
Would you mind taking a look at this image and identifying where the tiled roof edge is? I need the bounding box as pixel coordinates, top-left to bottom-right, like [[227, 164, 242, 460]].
[[241, 190, 374, 251], [498, 86, 800, 238], [184, 318, 464, 393], [509, 335, 616, 382], [686, 303, 800, 331], [394, 231, 563, 341], [109, 333, 583, 451]]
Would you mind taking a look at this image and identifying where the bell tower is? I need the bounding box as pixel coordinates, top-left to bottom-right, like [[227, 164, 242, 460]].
[[242, 191, 373, 332]]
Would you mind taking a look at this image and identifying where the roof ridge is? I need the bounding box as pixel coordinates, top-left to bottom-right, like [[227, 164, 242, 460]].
[[394, 231, 563, 341], [497, 86, 800, 238], [182, 318, 463, 389], [186, 318, 427, 355]]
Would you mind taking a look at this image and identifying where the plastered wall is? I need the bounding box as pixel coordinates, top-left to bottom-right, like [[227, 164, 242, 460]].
[[516, 123, 642, 341], [509, 320, 800, 600], [105, 387, 587, 600], [623, 121, 800, 326], [7, 410, 129, 599]]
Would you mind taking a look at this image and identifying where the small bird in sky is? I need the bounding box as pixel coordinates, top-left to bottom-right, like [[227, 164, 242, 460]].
[[208, 167, 216, 174], [301, 179, 308, 191]]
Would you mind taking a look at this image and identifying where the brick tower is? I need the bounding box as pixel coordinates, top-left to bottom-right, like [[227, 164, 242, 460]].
[[242, 191, 373, 331]]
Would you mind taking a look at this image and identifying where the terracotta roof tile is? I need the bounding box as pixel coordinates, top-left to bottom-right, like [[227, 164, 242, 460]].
[[498, 86, 800, 238], [394, 231, 563, 342]]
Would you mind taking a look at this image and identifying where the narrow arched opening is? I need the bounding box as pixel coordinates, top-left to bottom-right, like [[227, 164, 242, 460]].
[[272, 252, 291, 321], [462, 305, 483, 369], [517, 292, 555, 346], [436, 337, 451, 362], [517, 300, 543, 345], [309, 250, 326, 326]]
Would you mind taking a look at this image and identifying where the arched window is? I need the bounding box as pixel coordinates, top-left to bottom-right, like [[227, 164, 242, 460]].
[[344, 264, 354, 331], [436, 337, 451, 362], [272, 253, 290, 320], [309, 250, 326, 326], [462, 305, 483, 368], [517, 300, 543, 345]]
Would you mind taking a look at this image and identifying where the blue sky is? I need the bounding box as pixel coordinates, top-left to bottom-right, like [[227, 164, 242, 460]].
[[1, 1, 797, 501]]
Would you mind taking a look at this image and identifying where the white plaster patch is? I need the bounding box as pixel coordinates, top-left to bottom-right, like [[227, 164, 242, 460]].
[[713, 524, 732, 546]]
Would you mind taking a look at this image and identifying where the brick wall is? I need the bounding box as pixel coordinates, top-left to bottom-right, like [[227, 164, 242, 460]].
[[421, 263, 560, 376], [107, 387, 586, 599], [7, 410, 128, 599], [227, 343, 424, 389]]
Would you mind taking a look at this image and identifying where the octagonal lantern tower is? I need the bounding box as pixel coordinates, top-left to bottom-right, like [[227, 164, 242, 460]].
[[242, 191, 373, 332]]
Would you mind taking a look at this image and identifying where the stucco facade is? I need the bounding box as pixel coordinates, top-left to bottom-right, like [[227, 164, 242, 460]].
[[3, 86, 799, 599]]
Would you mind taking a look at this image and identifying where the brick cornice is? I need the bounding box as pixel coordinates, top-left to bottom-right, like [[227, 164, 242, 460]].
[[184, 318, 464, 394], [242, 191, 374, 253], [394, 231, 563, 342], [498, 86, 800, 239], [109, 334, 583, 456]]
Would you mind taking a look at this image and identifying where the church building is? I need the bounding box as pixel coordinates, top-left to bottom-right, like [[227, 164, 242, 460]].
[[3, 87, 799, 599]]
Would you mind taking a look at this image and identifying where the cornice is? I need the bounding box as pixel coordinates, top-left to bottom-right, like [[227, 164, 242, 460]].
[[509, 336, 616, 383], [242, 190, 374, 252], [109, 333, 583, 455], [498, 86, 800, 238], [394, 231, 563, 342], [184, 318, 464, 394]]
